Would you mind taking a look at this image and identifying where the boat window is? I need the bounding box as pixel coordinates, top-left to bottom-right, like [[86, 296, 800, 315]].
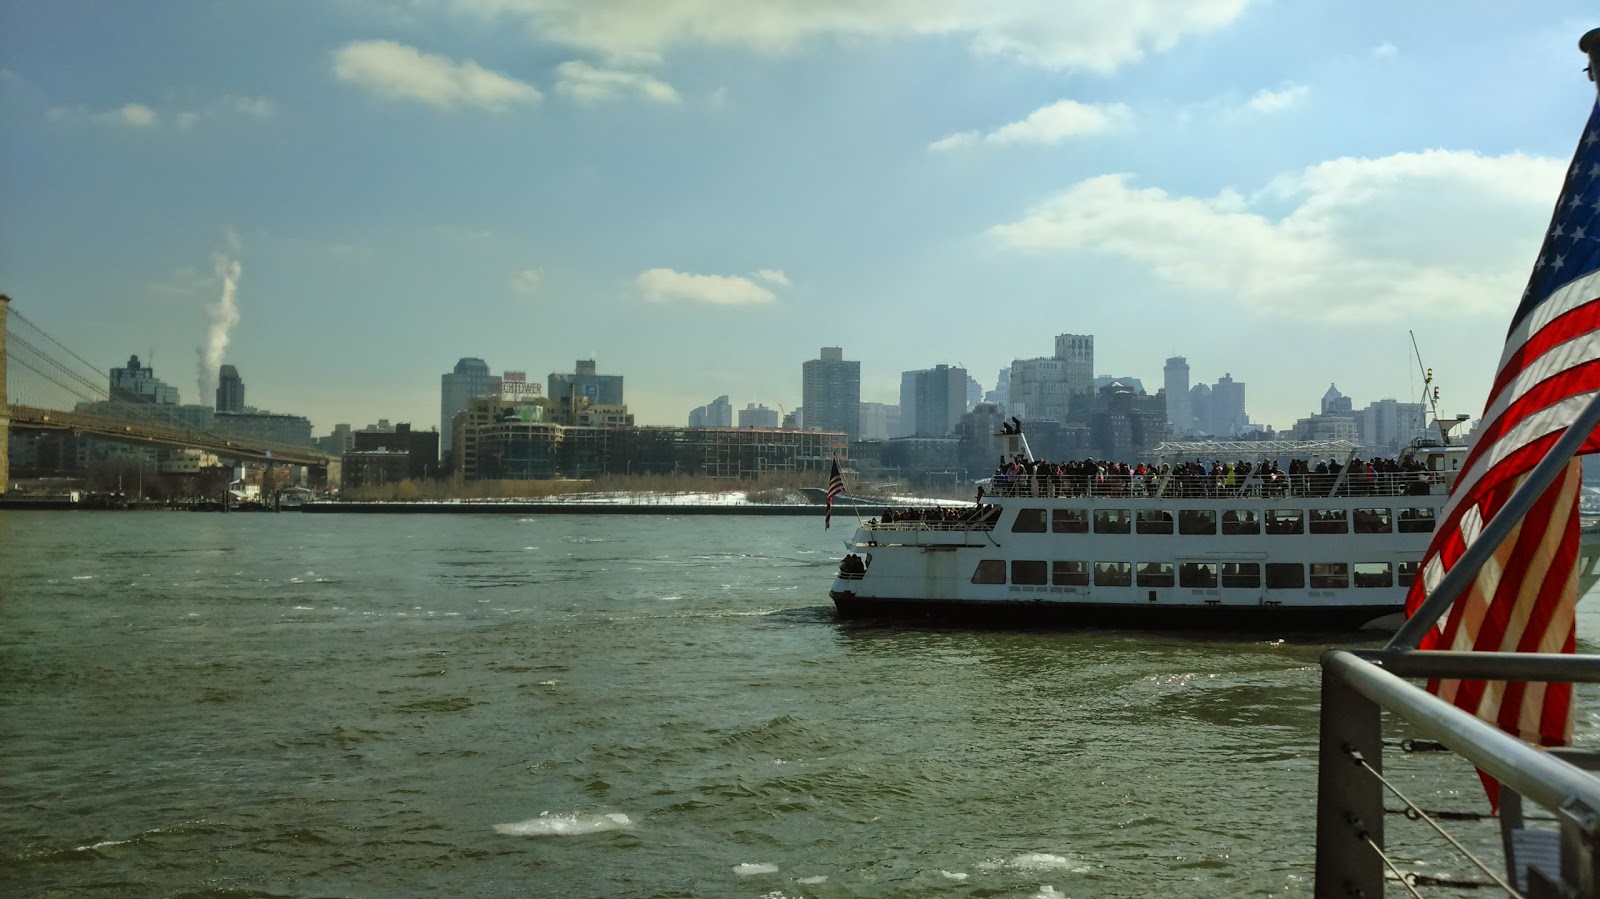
[[1136, 509, 1174, 535], [1053, 561, 1090, 586], [1136, 561, 1174, 587], [1012, 560, 1048, 585], [1222, 510, 1260, 535], [1266, 509, 1304, 535], [1398, 508, 1436, 533], [1011, 509, 1047, 533], [1094, 561, 1132, 587], [1052, 508, 1088, 533], [1310, 562, 1350, 589], [1094, 509, 1132, 535], [1310, 509, 1348, 535], [1178, 509, 1217, 535], [1353, 508, 1392, 534], [1265, 563, 1305, 589], [1353, 562, 1393, 588], [1397, 560, 1420, 588], [1179, 562, 1218, 588], [1221, 562, 1261, 589], [971, 560, 1007, 584]]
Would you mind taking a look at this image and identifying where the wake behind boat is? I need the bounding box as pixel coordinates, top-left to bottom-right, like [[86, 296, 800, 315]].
[[830, 434, 1600, 630]]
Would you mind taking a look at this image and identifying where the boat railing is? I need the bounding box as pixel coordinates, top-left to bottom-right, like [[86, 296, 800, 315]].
[[985, 470, 1440, 500], [864, 517, 998, 534], [1316, 649, 1600, 896]]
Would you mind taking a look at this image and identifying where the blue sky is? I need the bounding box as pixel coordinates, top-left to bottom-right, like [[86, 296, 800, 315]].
[[2, 1, 1597, 436]]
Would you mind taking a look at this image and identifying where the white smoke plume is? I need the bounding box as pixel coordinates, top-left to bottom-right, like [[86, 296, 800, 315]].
[[197, 230, 242, 403]]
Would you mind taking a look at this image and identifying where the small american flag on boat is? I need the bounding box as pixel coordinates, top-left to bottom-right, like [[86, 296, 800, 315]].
[[825, 460, 844, 530]]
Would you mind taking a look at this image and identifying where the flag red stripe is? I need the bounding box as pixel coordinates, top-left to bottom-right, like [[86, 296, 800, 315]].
[[1447, 362, 1600, 511], [1487, 296, 1600, 405]]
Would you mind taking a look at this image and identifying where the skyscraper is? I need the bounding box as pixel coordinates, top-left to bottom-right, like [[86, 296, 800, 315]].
[[216, 364, 245, 413], [112, 354, 180, 405], [1163, 356, 1191, 437], [688, 395, 733, 428], [441, 358, 500, 457], [801, 347, 860, 440], [1053, 334, 1095, 394], [1211, 373, 1248, 436], [901, 364, 967, 436]]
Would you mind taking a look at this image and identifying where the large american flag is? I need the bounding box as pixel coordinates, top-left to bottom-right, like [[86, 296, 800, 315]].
[[1405, 99, 1600, 766]]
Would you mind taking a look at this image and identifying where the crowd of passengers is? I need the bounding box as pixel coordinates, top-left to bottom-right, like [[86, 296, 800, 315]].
[[872, 505, 1003, 527], [986, 454, 1434, 499]]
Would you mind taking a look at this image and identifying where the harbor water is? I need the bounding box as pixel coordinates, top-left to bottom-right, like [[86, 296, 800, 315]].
[[4, 510, 1599, 897]]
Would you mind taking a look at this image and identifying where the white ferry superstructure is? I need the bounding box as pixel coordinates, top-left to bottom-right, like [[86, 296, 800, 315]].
[[830, 437, 1600, 630]]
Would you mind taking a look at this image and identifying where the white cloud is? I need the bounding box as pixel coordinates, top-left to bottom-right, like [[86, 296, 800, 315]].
[[440, 0, 1254, 72], [116, 103, 158, 127], [989, 149, 1565, 321], [333, 39, 541, 110], [636, 268, 777, 305], [510, 268, 543, 294], [224, 95, 277, 118], [931, 99, 1130, 151], [1245, 82, 1308, 115], [1372, 41, 1399, 58], [555, 60, 680, 103], [751, 268, 792, 287]]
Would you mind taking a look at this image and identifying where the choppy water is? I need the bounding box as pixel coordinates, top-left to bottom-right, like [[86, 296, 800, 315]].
[[4, 510, 1599, 897]]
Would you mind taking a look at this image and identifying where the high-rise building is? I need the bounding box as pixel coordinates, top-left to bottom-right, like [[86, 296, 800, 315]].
[[898, 371, 920, 437], [688, 395, 733, 428], [1189, 383, 1213, 435], [1163, 356, 1191, 437], [901, 364, 967, 437], [1211, 373, 1248, 436], [801, 347, 860, 440], [857, 402, 898, 441], [1322, 383, 1353, 414], [1053, 334, 1095, 394], [1357, 399, 1427, 453], [738, 403, 781, 429], [985, 367, 1011, 407], [548, 359, 624, 408], [964, 374, 982, 412], [440, 358, 501, 459], [215, 364, 244, 413], [111, 354, 180, 405]]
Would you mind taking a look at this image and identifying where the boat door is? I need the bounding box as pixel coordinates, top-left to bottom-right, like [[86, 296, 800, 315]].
[[1203, 552, 1267, 605]]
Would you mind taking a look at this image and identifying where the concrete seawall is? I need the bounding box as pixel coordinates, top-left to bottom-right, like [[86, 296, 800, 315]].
[[303, 502, 844, 516]]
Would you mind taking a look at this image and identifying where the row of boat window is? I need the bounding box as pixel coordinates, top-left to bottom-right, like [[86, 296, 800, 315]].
[[1010, 507, 1437, 536], [972, 559, 1417, 589]]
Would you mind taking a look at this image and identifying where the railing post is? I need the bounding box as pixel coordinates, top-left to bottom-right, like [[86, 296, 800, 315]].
[[0, 294, 9, 500], [1560, 797, 1600, 896], [1315, 655, 1385, 898]]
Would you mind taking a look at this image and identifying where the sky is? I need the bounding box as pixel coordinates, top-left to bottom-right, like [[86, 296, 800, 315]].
[[2, 1, 1599, 437]]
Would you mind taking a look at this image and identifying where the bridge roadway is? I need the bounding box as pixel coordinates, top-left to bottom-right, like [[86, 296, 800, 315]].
[[9, 404, 330, 468]]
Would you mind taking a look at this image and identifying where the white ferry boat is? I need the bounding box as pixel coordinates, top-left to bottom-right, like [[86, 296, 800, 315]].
[[830, 436, 1600, 630]]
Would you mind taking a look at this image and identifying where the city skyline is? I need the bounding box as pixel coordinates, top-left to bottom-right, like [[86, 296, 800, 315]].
[[2, 3, 1594, 434]]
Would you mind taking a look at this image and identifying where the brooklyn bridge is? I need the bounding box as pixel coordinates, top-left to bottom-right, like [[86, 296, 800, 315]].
[[0, 295, 329, 498]]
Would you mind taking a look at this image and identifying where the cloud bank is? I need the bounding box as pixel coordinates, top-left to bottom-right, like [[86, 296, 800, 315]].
[[989, 149, 1564, 320], [333, 40, 541, 110], [636, 268, 779, 305], [931, 99, 1131, 151]]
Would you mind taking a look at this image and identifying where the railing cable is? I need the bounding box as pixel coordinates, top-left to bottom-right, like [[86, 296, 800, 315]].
[[1347, 748, 1526, 898]]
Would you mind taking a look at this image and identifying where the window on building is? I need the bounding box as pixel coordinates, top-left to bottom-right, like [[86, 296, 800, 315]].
[[1222, 510, 1260, 535], [1136, 562, 1175, 587], [1266, 563, 1305, 589], [972, 560, 1007, 584], [1179, 562, 1219, 588], [1310, 509, 1348, 535], [1353, 508, 1392, 534], [1136, 510, 1174, 535], [1094, 510, 1132, 535], [1012, 560, 1048, 585], [1398, 508, 1437, 533], [1012, 509, 1047, 533], [1310, 563, 1350, 589], [1353, 562, 1393, 588], [1053, 561, 1090, 586], [1267, 509, 1304, 535], [1178, 510, 1217, 535], [1052, 508, 1088, 533], [1094, 561, 1132, 586], [1221, 563, 1261, 589]]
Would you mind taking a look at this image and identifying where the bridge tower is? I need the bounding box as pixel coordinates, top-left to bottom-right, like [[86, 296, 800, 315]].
[[1, 294, 9, 499]]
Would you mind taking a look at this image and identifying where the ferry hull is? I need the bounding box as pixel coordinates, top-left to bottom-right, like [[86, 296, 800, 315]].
[[829, 591, 1403, 631]]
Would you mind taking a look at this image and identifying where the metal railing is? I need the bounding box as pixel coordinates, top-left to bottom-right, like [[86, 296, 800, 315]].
[[985, 469, 1441, 500]]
